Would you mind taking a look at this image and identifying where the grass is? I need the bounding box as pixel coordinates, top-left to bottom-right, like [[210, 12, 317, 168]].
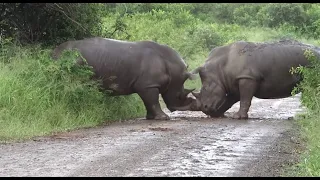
[[292, 113, 320, 177], [282, 111, 320, 177]]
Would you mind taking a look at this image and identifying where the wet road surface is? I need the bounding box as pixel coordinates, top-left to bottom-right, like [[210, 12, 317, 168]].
[[0, 94, 304, 177]]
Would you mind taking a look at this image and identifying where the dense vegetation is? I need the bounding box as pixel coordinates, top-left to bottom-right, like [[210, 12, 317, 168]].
[[1, 3, 320, 176]]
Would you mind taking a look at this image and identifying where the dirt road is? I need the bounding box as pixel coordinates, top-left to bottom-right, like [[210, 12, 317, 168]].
[[0, 94, 304, 177]]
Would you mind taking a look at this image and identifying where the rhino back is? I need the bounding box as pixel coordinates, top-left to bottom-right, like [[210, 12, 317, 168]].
[[56, 38, 188, 94], [201, 41, 317, 98], [226, 41, 314, 98], [227, 42, 310, 78], [66, 38, 166, 93], [137, 40, 191, 90]]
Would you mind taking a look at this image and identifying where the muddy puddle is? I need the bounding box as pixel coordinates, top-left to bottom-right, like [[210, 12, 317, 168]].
[[0, 94, 303, 177]]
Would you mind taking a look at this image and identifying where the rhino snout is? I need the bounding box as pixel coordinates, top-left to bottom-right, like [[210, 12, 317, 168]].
[[201, 104, 214, 114], [202, 104, 209, 112]]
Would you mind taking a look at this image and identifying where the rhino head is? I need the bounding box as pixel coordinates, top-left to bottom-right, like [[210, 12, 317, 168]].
[[166, 88, 202, 112], [173, 66, 234, 117], [162, 72, 202, 112], [195, 82, 231, 117], [200, 67, 239, 117]]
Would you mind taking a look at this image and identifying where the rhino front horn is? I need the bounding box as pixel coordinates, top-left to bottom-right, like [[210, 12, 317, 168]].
[[192, 91, 200, 99], [183, 88, 195, 96]]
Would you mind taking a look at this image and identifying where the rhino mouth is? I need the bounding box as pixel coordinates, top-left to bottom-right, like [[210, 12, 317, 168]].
[[216, 98, 227, 111], [201, 97, 228, 117]]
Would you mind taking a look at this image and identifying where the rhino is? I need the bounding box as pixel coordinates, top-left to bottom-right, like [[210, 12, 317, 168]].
[[52, 37, 198, 120], [173, 40, 320, 119]]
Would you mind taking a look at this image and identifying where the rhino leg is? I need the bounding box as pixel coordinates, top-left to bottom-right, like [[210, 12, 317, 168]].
[[138, 88, 170, 120], [232, 78, 258, 119]]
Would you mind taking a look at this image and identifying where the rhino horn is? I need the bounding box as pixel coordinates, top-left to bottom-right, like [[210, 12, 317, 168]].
[[182, 88, 195, 97], [192, 91, 200, 99]]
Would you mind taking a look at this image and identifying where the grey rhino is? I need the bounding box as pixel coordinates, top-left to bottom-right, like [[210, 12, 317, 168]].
[[174, 40, 320, 119], [52, 37, 198, 120]]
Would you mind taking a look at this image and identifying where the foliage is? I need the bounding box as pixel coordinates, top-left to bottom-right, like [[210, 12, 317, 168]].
[[0, 3, 106, 45], [291, 49, 320, 112], [232, 4, 261, 26], [257, 3, 307, 28]]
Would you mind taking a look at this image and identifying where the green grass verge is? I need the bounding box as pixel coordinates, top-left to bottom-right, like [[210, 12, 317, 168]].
[[282, 112, 320, 177]]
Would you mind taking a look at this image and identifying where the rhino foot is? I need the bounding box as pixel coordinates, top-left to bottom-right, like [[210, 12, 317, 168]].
[[146, 114, 170, 120], [232, 112, 248, 120]]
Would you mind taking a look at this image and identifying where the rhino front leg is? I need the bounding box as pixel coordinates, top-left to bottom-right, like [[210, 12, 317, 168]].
[[232, 78, 258, 119], [138, 88, 170, 120]]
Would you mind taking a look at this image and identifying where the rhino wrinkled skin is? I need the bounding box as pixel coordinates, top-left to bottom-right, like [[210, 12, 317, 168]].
[[190, 40, 320, 119], [52, 37, 198, 120]]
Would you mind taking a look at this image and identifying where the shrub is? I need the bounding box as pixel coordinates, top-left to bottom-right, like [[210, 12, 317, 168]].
[[257, 3, 307, 28], [232, 4, 261, 26]]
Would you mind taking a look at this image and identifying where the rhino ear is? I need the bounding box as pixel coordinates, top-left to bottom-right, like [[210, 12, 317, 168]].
[[192, 91, 200, 99]]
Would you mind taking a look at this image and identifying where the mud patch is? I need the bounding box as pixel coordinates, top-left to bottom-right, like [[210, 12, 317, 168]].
[[49, 132, 85, 140], [234, 126, 304, 177], [148, 127, 174, 132], [128, 129, 147, 132]]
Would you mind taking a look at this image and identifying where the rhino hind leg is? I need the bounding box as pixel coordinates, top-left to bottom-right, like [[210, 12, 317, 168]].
[[137, 88, 170, 120], [233, 78, 258, 120]]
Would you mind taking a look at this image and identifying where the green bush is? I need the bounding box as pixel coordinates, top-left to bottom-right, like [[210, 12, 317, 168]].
[[0, 3, 106, 46], [232, 4, 261, 26], [257, 3, 307, 28], [102, 9, 203, 60], [298, 5, 320, 39], [291, 49, 320, 112]]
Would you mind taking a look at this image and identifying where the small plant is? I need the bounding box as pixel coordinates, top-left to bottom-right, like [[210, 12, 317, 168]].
[[290, 49, 320, 112]]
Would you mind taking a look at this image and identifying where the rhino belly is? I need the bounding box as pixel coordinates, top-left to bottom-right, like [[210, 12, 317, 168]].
[[88, 65, 136, 95], [254, 76, 300, 99]]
